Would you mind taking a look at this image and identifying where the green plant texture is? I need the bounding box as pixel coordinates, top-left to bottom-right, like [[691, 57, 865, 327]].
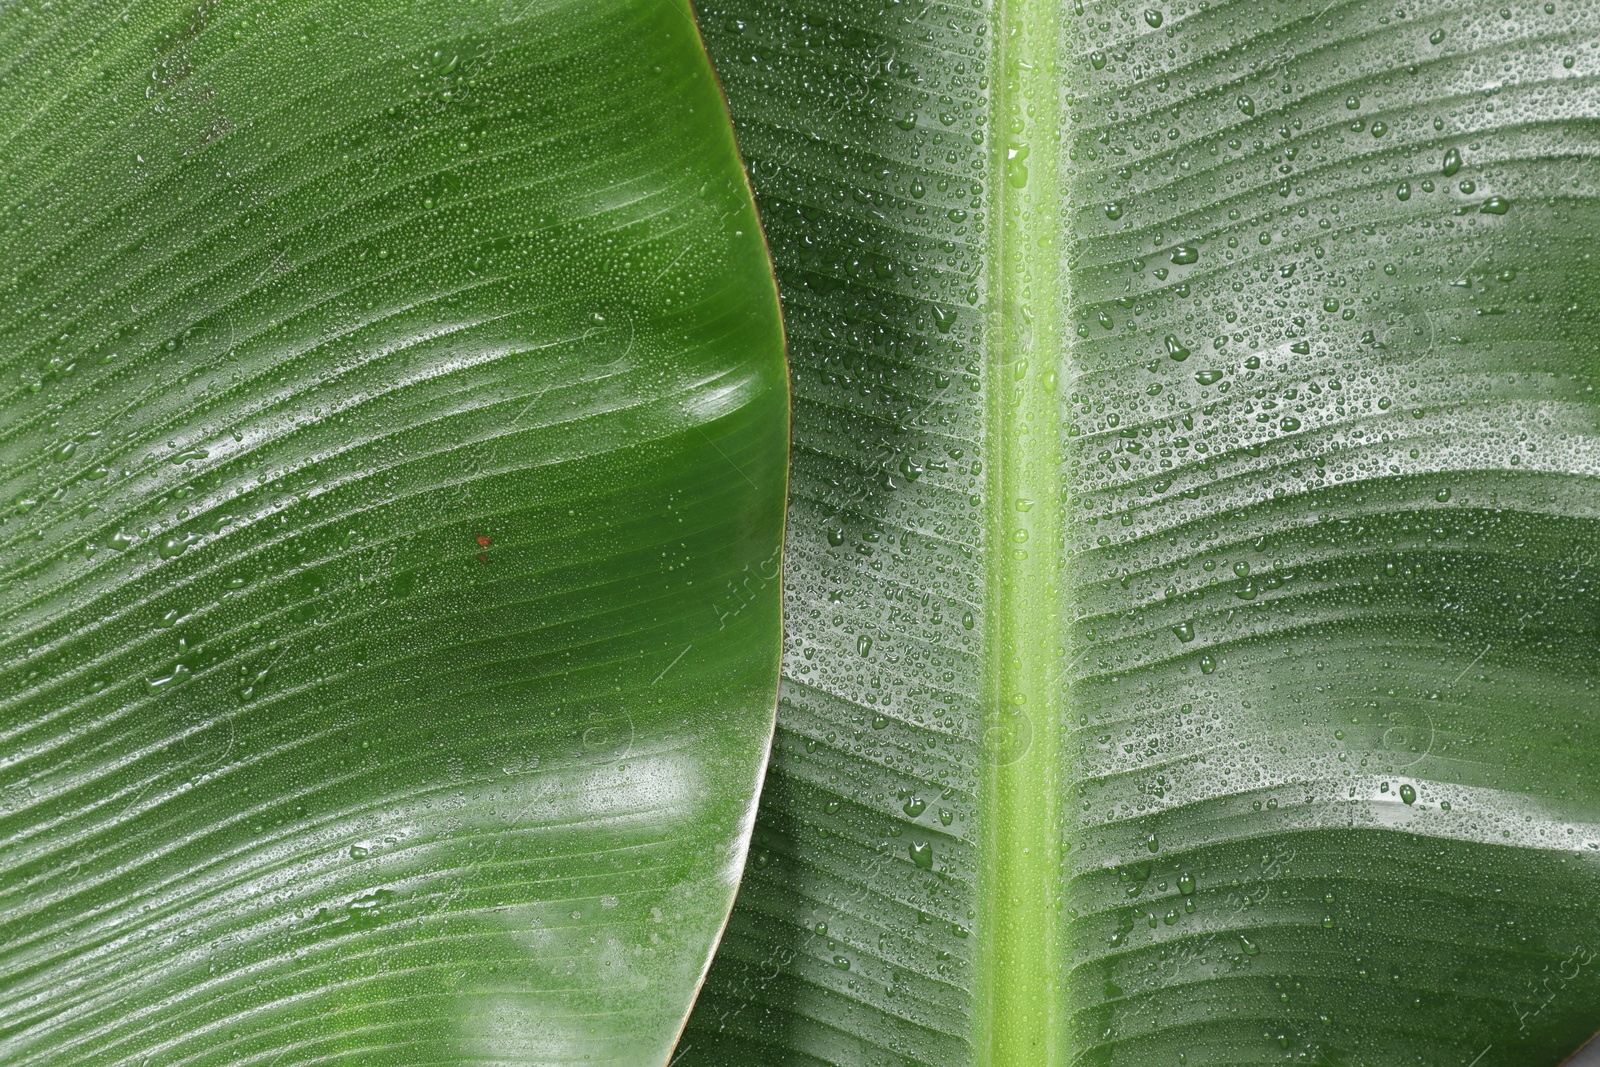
[[4, 0, 1600, 1065], [0, 0, 788, 1063], [681, 0, 1600, 1065]]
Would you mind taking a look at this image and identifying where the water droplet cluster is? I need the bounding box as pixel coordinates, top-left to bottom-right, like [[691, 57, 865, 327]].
[[1062, 0, 1600, 1059]]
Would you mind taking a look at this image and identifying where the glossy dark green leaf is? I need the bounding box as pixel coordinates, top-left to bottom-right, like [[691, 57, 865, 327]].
[[0, 1, 787, 1063], [683, 0, 1600, 1064]]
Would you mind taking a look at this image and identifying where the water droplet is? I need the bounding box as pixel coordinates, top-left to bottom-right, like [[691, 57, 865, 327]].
[[1396, 182, 1411, 201], [1005, 144, 1030, 189], [833, 955, 851, 970], [857, 634, 873, 657], [1236, 95, 1255, 116], [347, 888, 395, 916], [1239, 934, 1261, 956], [1170, 245, 1199, 265], [349, 843, 371, 859], [1436, 488, 1451, 502], [1143, 7, 1163, 26], [1442, 147, 1462, 176], [1199, 654, 1216, 674], [1399, 783, 1417, 805], [1479, 196, 1511, 215], [903, 796, 926, 817], [145, 663, 192, 693], [1280, 416, 1302, 432], [1194, 369, 1223, 385], [1164, 335, 1191, 362], [910, 841, 934, 869], [1178, 873, 1195, 895], [1172, 620, 1195, 643], [158, 533, 196, 559]]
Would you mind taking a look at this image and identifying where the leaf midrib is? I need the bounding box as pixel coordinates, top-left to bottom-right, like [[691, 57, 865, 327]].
[[976, 1, 1067, 1064]]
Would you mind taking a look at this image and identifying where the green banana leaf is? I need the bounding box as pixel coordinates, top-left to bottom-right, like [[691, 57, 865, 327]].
[[682, 0, 1600, 1064], [0, 1, 787, 1063]]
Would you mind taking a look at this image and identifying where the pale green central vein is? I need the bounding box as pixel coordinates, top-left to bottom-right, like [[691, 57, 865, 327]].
[[975, 0, 1065, 1064]]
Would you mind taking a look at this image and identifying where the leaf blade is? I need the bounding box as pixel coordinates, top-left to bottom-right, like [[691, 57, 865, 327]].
[[0, 1, 787, 1063], [686, 0, 1600, 1063]]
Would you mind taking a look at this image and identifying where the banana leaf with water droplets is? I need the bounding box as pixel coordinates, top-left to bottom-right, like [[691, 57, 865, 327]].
[[0, 0, 788, 1063], [680, 0, 1600, 1063]]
